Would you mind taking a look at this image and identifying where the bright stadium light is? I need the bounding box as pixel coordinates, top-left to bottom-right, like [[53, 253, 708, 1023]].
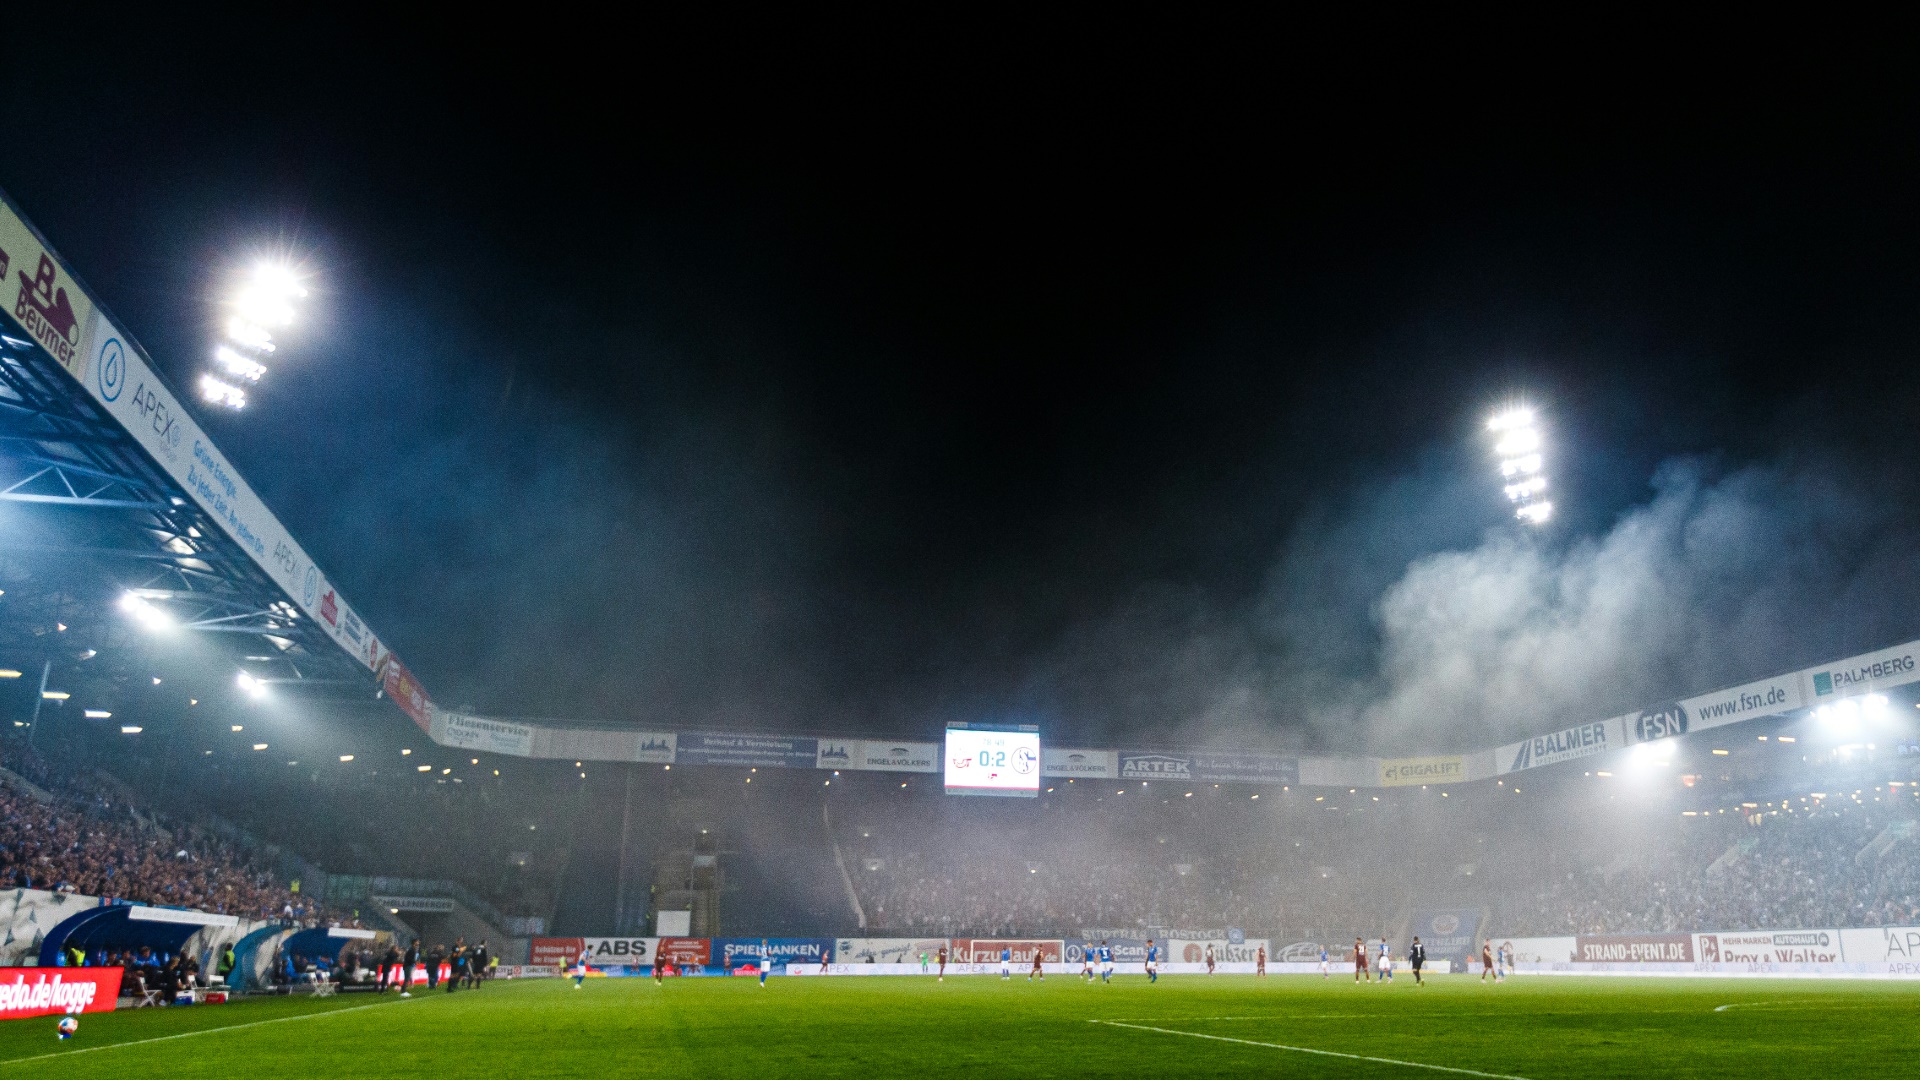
[[83, 710, 111, 719], [213, 345, 266, 382], [118, 591, 173, 631], [200, 374, 247, 409], [1487, 403, 1553, 525], [1488, 407, 1535, 431], [236, 670, 268, 700]]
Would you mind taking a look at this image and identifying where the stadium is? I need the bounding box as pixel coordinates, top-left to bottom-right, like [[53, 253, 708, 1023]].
[[2, 28, 1919, 1077]]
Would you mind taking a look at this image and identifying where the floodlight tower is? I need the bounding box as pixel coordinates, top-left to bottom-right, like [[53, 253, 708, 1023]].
[[1488, 406, 1551, 524], [202, 262, 307, 409]]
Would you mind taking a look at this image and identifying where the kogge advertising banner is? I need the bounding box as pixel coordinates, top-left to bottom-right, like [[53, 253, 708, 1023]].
[[675, 733, 817, 769], [1497, 719, 1621, 774], [1042, 748, 1117, 779], [0, 968, 121, 1020]]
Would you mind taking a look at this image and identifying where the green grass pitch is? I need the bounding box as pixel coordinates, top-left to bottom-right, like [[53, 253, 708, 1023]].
[[2, 973, 1914, 1077]]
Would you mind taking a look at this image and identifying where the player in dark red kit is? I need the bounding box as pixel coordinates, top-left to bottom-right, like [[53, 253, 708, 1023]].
[[1354, 938, 1369, 983]]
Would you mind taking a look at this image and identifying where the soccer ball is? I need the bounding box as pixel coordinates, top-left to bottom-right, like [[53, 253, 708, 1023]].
[[57, 1016, 78, 1039]]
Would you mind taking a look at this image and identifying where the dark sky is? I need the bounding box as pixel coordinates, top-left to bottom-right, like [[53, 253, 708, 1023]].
[[5, 23, 1919, 751]]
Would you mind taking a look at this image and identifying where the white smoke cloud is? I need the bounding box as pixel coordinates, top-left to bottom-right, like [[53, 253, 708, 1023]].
[[1349, 457, 1915, 749]]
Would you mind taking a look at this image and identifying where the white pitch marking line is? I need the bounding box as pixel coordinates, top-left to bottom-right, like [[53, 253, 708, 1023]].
[[1094, 1020, 1532, 1080], [0, 1000, 392, 1067]]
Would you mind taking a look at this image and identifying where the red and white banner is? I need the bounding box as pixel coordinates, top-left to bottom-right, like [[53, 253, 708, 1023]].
[[530, 937, 582, 967], [0, 968, 122, 1020], [656, 938, 710, 966]]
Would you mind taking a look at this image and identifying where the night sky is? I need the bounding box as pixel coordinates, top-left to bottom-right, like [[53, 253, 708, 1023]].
[[5, 25, 1918, 752]]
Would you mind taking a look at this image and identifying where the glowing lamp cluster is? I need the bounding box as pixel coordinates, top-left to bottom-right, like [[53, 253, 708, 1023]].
[[1489, 408, 1552, 524], [202, 263, 307, 410]]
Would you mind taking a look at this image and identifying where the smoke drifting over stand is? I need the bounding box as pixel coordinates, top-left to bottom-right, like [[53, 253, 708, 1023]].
[[1029, 451, 1920, 757]]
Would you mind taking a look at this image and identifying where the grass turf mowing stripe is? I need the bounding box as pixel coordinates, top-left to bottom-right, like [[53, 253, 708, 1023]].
[[0, 999, 391, 1067], [1094, 1019, 1532, 1079]]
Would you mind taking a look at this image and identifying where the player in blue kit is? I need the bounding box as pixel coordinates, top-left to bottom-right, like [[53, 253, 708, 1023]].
[[758, 940, 770, 987], [1081, 946, 1094, 983], [1145, 940, 1158, 983], [573, 946, 590, 988], [1000, 946, 1012, 980], [1099, 941, 1113, 983]]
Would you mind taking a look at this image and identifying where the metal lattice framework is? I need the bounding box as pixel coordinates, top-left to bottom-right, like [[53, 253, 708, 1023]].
[[0, 330, 364, 698]]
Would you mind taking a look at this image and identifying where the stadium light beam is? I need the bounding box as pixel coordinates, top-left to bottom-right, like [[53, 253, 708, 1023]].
[[200, 374, 246, 409], [118, 591, 173, 631], [235, 670, 268, 700]]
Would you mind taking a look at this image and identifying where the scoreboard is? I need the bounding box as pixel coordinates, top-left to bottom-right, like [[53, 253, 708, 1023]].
[[944, 723, 1041, 797]]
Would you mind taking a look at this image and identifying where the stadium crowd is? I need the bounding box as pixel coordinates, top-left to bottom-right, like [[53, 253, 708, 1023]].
[[0, 747, 321, 921], [835, 777, 1920, 940]]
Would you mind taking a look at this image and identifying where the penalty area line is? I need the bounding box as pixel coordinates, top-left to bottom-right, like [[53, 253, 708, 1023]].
[[0, 999, 393, 1067], [1093, 1020, 1532, 1080]]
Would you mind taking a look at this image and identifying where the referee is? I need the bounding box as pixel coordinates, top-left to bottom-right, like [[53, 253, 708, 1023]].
[[1408, 936, 1426, 986]]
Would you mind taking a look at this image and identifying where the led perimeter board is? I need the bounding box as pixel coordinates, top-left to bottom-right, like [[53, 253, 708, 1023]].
[[944, 723, 1041, 797]]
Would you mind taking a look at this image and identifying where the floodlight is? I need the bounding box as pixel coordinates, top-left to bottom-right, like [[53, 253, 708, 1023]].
[[83, 710, 111, 719], [200, 374, 246, 409], [1515, 501, 1553, 524], [236, 671, 268, 699], [253, 743, 269, 750], [226, 318, 276, 351], [1488, 408, 1535, 431], [1503, 477, 1547, 501], [41, 691, 69, 701], [120, 725, 142, 734], [119, 591, 173, 631], [213, 346, 266, 382], [1494, 428, 1541, 456], [1499, 454, 1543, 477]]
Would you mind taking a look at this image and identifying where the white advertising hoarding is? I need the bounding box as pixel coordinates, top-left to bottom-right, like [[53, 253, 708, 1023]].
[[1041, 748, 1116, 779]]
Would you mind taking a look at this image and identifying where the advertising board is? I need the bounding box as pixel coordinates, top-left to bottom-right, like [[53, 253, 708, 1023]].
[[430, 709, 537, 757], [0, 968, 121, 1020], [655, 938, 711, 967], [1189, 752, 1298, 785], [951, 939, 1063, 964], [1118, 752, 1192, 781], [1405, 909, 1483, 966], [676, 733, 817, 769], [1696, 930, 1840, 964], [1806, 641, 1920, 700], [713, 938, 834, 969], [1377, 756, 1464, 786], [1497, 720, 1618, 774], [1574, 934, 1693, 963], [855, 741, 939, 773], [530, 938, 583, 966], [1171, 939, 1269, 964], [834, 938, 949, 964], [1042, 748, 1117, 779]]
